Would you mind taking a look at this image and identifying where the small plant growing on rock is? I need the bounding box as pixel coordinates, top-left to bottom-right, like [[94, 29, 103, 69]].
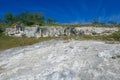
[[111, 55, 120, 59], [22, 34, 27, 38]]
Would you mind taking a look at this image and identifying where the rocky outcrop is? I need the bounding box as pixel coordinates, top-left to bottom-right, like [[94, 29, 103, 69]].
[[0, 40, 120, 80], [5, 26, 119, 38]]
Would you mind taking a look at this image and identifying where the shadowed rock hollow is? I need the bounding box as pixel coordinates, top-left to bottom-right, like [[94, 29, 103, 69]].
[[0, 40, 120, 80]]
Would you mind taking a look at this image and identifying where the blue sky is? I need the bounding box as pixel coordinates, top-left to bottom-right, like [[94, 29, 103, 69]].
[[0, 0, 120, 23]]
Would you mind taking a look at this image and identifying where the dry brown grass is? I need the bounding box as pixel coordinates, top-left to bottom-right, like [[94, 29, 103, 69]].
[[0, 35, 61, 50], [0, 31, 120, 50]]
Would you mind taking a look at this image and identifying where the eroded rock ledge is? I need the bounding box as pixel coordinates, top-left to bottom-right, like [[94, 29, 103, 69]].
[[5, 26, 118, 38]]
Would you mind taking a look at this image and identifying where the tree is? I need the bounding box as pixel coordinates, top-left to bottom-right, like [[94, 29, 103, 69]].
[[4, 13, 15, 24], [15, 11, 30, 24], [0, 19, 3, 24], [108, 21, 117, 26], [99, 22, 107, 26], [92, 19, 99, 25], [116, 23, 120, 27], [108, 21, 116, 24], [14, 11, 45, 25], [92, 18, 100, 27], [47, 18, 56, 24], [2, 11, 57, 26], [35, 13, 45, 25]]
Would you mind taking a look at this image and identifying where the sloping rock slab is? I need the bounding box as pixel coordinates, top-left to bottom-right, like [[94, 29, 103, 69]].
[[0, 40, 120, 80]]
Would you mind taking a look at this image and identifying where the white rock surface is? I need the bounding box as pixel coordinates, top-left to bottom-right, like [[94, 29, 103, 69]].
[[5, 26, 119, 37], [0, 40, 120, 80]]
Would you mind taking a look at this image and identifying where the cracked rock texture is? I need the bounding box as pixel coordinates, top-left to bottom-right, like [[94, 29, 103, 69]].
[[5, 26, 118, 37], [0, 40, 120, 80]]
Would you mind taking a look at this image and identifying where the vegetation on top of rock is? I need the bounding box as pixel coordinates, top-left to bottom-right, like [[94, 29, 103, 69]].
[[0, 11, 57, 27], [0, 11, 120, 27]]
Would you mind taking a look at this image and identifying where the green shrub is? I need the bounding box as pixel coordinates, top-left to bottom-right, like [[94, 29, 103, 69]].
[[111, 31, 120, 40], [0, 28, 4, 33]]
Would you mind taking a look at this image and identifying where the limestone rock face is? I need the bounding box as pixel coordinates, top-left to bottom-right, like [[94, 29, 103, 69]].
[[5, 26, 119, 37], [0, 40, 120, 80]]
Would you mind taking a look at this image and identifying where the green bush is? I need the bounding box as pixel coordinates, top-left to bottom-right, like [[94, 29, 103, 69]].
[[0, 28, 4, 33], [0, 28, 5, 37], [111, 31, 120, 40]]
